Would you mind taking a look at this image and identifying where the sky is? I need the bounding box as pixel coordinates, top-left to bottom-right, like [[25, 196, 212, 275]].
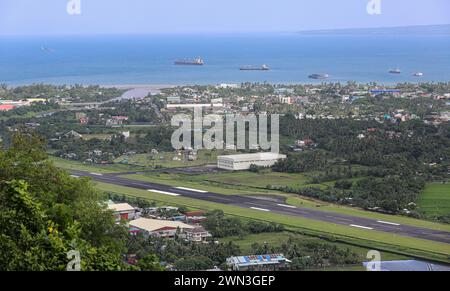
[[1, 0, 450, 35]]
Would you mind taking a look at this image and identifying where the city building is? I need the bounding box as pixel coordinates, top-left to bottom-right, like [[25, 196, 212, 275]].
[[167, 96, 181, 103], [217, 152, 287, 171], [278, 96, 292, 104], [108, 203, 136, 222], [226, 254, 291, 271], [129, 218, 195, 239]]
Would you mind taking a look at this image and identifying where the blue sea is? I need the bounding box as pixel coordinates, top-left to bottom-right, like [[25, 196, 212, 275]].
[[1, 33, 450, 85]]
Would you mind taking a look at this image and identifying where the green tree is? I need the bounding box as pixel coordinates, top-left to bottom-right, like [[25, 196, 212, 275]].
[[0, 132, 129, 271], [137, 254, 164, 271]]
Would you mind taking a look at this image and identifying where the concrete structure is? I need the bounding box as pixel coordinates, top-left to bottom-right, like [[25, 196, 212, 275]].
[[108, 203, 136, 222], [217, 152, 287, 171], [182, 226, 212, 242], [226, 254, 291, 271], [129, 218, 195, 239]]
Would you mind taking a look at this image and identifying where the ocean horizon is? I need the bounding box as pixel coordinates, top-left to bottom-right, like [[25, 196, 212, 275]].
[[1, 32, 450, 86]]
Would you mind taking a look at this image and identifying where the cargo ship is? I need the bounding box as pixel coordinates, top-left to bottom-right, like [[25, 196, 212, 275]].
[[389, 68, 401, 74], [240, 64, 270, 71], [174, 57, 204, 66], [308, 73, 329, 80]]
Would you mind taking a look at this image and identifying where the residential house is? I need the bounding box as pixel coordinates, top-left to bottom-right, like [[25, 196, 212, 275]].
[[182, 226, 212, 242], [108, 203, 136, 222]]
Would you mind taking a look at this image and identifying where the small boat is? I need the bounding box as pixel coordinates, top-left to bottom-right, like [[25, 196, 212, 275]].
[[389, 68, 401, 74], [308, 73, 329, 80], [413, 72, 424, 77]]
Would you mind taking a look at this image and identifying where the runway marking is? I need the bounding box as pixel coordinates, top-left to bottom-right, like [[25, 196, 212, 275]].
[[277, 204, 297, 209], [175, 187, 208, 193], [250, 207, 271, 212], [328, 216, 353, 222], [148, 189, 180, 196], [377, 221, 401, 226], [350, 224, 374, 230], [89, 172, 103, 176]]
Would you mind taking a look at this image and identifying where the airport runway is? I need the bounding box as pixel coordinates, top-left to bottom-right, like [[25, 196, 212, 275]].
[[69, 170, 450, 244]]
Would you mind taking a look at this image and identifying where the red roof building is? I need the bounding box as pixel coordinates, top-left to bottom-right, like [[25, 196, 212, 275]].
[[184, 210, 206, 217], [0, 105, 15, 111]]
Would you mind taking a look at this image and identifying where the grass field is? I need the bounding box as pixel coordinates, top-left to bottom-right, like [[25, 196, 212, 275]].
[[122, 173, 450, 232], [50, 156, 144, 174], [286, 196, 450, 232], [94, 182, 450, 263], [52, 157, 450, 233], [114, 150, 225, 168], [196, 170, 366, 190], [197, 171, 315, 188], [418, 183, 450, 217], [123, 173, 281, 195]]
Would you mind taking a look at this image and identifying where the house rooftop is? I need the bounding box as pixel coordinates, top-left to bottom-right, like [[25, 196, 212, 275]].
[[129, 218, 195, 233], [227, 254, 289, 267], [108, 203, 135, 212]]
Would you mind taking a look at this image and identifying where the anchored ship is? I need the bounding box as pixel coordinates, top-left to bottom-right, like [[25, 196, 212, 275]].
[[174, 57, 204, 66], [308, 73, 329, 80], [240, 64, 270, 71], [389, 68, 401, 74]]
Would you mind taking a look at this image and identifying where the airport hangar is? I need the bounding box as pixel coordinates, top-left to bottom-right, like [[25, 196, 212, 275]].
[[217, 152, 287, 171]]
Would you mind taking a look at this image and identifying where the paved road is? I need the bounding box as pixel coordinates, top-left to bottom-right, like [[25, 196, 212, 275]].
[[70, 170, 450, 244]]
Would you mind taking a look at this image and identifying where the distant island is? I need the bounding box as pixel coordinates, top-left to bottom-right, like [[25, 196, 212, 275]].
[[297, 24, 450, 36]]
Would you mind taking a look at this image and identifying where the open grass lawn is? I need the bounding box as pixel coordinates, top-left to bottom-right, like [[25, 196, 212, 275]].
[[114, 150, 224, 168], [197, 171, 327, 189], [417, 183, 450, 217], [50, 156, 143, 174], [94, 182, 450, 263]]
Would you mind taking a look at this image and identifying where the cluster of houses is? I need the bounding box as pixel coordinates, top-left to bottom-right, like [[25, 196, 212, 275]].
[[107, 202, 212, 243], [289, 138, 317, 152], [107, 201, 293, 271]]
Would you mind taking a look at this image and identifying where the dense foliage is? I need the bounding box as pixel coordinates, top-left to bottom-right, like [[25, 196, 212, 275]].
[[202, 210, 285, 238], [274, 116, 450, 215], [0, 132, 130, 270]]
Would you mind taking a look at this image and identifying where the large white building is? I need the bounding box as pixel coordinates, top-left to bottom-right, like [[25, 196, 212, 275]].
[[217, 152, 287, 171]]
